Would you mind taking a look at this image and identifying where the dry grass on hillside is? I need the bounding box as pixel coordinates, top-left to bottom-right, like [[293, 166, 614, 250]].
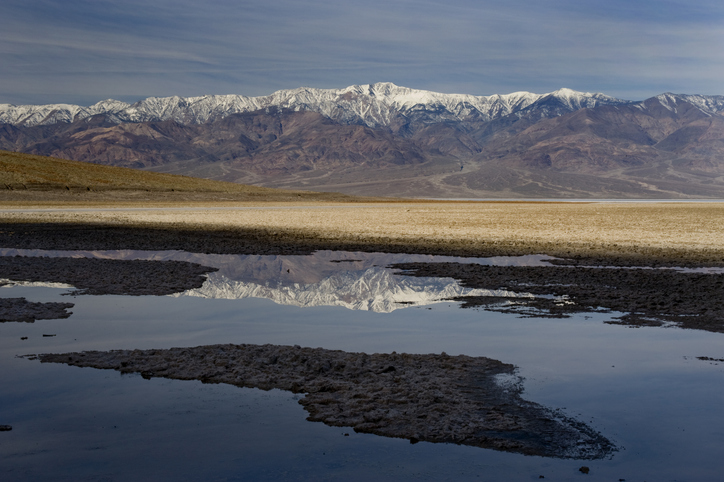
[[0, 150, 374, 204], [1, 150, 265, 192]]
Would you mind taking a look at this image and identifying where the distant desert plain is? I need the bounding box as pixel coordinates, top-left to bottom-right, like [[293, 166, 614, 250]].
[[1, 150, 723, 267]]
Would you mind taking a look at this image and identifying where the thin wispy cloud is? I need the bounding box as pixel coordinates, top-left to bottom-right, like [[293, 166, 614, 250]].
[[2, 0, 723, 105]]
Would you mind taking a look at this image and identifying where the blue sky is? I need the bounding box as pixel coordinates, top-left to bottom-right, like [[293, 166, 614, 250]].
[[2, 0, 723, 105]]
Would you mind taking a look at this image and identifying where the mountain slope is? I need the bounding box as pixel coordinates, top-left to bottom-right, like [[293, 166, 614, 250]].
[[472, 94, 724, 173], [437, 94, 724, 198], [2, 85, 723, 198]]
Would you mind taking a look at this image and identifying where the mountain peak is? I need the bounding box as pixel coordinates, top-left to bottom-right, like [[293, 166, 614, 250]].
[[541, 88, 628, 111], [368, 81, 402, 94], [550, 87, 580, 97]]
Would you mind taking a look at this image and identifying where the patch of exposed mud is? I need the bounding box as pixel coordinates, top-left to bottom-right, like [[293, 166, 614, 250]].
[[35, 344, 616, 459], [0, 256, 217, 296], [1, 221, 722, 267], [392, 263, 724, 333], [0, 297, 73, 322]]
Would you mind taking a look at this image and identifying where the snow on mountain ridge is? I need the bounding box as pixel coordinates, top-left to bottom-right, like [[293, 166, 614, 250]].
[[654, 93, 724, 116], [0, 83, 632, 128], [0, 100, 132, 127], [0, 103, 86, 127]]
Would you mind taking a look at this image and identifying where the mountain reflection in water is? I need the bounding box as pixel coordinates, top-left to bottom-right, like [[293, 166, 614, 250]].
[[0, 249, 551, 312]]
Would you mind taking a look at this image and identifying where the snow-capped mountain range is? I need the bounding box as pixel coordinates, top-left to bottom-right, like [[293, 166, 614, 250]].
[[0, 82, 634, 128], [3, 83, 724, 199]]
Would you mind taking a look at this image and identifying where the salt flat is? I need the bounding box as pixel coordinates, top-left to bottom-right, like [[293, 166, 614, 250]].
[[1, 201, 723, 266]]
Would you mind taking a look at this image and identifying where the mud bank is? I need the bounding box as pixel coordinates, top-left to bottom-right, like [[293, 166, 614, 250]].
[[392, 263, 724, 333], [0, 256, 217, 296], [35, 343, 616, 459], [0, 297, 73, 322]]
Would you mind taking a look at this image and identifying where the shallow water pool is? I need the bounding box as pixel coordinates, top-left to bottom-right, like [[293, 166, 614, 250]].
[[1, 250, 723, 480]]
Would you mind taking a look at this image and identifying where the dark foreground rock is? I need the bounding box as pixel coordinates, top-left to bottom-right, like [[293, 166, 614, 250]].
[[35, 343, 616, 459], [392, 263, 724, 333], [0, 297, 73, 322], [0, 256, 217, 296]]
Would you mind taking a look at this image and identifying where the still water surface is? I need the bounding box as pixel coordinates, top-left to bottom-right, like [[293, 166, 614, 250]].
[[1, 250, 723, 480]]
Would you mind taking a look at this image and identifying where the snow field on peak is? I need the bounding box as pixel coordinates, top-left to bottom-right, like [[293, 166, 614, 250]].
[[0, 83, 642, 128]]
